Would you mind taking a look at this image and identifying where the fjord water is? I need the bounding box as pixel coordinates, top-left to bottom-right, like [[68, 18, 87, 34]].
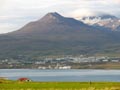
[[0, 69, 120, 82]]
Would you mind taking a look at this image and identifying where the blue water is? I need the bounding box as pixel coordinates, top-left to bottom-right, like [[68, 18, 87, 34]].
[[0, 69, 120, 82]]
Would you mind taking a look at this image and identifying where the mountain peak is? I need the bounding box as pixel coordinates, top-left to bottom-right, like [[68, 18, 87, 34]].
[[46, 12, 62, 17], [10, 12, 87, 35], [39, 12, 64, 22]]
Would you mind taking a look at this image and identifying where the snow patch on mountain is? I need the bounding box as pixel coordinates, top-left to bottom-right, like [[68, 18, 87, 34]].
[[78, 14, 120, 31], [79, 15, 117, 24]]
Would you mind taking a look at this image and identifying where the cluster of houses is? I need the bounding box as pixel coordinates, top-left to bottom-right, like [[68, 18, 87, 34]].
[[34, 56, 120, 64], [0, 55, 120, 69], [38, 64, 71, 69], [32, 56, 120, 69]]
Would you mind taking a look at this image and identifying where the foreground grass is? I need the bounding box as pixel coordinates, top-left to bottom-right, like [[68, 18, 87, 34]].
[[0, 81, 120, 90]]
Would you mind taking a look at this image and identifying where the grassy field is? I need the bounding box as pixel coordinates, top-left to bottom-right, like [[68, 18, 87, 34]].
[[0, 81, 120, 90]]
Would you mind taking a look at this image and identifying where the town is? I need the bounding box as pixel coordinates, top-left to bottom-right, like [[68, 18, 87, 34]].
[[0, 55, 120, 69]]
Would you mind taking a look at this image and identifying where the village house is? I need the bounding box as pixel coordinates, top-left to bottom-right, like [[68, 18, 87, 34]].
[[18, 77, 32, 82]]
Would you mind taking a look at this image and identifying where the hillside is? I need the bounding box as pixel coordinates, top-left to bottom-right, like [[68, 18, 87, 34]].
[[0, 12, 120, 59]]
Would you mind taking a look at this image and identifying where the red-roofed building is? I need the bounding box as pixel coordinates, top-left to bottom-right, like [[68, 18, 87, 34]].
[[18, 77, 31, 82]]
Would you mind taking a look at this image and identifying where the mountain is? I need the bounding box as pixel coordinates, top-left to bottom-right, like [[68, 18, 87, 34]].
[[10, 12, 89, 36], [0, 12, 120, 59], [79, 14, 120, 31]]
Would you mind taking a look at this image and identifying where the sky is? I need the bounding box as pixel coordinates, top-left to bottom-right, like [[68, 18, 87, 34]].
[[0, 0, 120, 34]]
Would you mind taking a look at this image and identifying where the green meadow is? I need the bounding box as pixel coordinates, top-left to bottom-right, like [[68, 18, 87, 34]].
[[0, 81, 120, 90]]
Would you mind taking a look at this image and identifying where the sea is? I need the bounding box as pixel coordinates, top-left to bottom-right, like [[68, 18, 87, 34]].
[[0, 69, 120, 82]]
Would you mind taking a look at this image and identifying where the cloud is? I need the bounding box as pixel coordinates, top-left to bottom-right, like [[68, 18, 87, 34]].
[[113, 0, 120, 4], [0, 0, 7, 11], [67, 9, 96, 18], [0, 0, 6, 6], [0, 23, 19, 33], [65, 0, 120, 18], [0, 0, 120, 33]]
